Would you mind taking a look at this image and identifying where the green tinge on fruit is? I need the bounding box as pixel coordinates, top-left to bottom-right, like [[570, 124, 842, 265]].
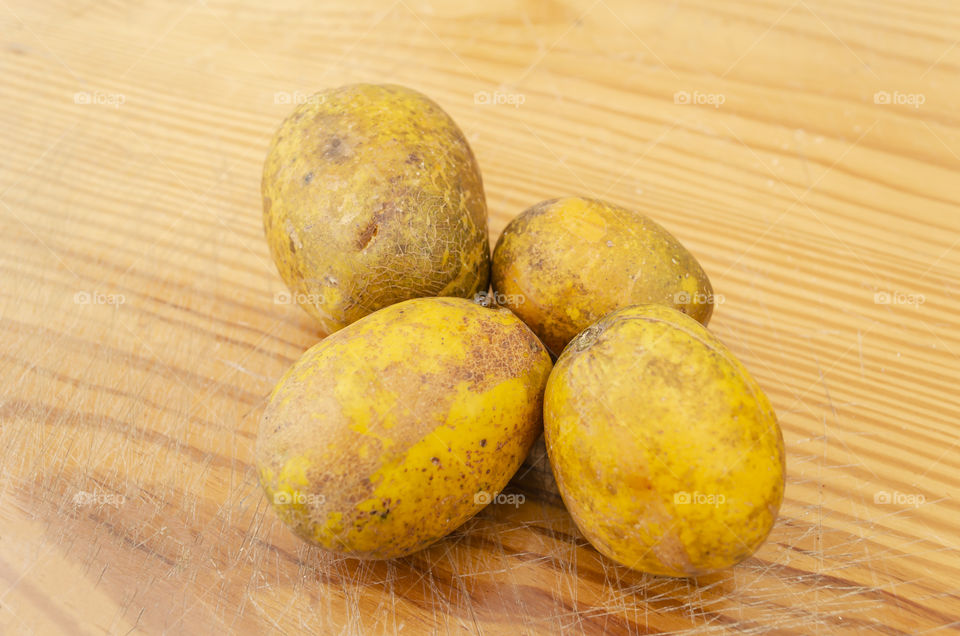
[[256, 297, 553, 559], [492, 197, 714, 355], [262, 84, 490, 333], [544, 304, 785, 577]]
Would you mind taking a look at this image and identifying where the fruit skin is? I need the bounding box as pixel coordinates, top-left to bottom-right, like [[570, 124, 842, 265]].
[[256, 297, 552, 559], [491, 197, 713, 355], [543, 304, 785, 577], [262, 84, 490, 333]]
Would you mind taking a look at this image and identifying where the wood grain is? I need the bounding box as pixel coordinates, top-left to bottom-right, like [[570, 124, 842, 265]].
[[1, 0, 959, 633]]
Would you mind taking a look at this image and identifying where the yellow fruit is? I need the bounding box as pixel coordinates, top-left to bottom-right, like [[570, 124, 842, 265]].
[[262, 84, 490, 333], [492, 197, 714, 355], [256, 297, 552, 559], [544, 304, 785, 577]]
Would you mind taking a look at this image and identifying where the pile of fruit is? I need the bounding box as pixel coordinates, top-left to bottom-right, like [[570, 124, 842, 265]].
[[256, 84, 785, 578]]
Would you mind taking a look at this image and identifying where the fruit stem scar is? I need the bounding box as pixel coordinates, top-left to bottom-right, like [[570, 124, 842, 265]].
[[574, 325, 603, 351]]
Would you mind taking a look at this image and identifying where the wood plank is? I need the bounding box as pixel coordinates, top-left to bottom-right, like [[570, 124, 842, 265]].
[[1, 0, 958, 632]]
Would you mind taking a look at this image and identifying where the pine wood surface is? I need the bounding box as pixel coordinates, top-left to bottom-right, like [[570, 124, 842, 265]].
[[1, 0, 959, 633]]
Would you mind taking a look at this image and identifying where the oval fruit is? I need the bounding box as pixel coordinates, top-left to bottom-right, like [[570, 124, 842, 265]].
[[492, 197, 713, 355], [262, 84, 490, 333], [256, 297, 552, 559], [544, 304, 785, 577]]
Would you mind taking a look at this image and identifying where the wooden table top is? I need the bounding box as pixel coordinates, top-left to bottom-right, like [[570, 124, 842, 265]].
[[1, 0, 958, 633]]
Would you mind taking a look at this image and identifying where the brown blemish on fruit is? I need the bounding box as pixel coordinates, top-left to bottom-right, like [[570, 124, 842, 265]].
[[322, 136, 353, 163], [356, 222, 379, 250]]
